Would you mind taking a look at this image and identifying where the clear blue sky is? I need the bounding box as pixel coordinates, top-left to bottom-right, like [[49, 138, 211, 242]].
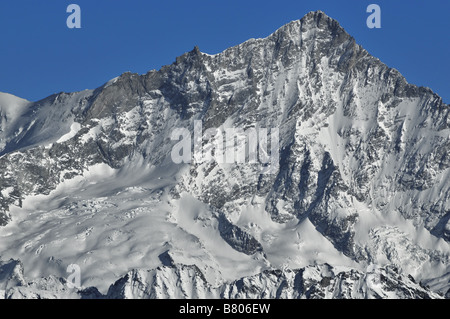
[[0, 0, 448, 103]]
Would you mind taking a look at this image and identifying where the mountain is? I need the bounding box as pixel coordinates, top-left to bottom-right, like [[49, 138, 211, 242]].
[[0, 259, 442, 299], [0, 11, 449, 299]]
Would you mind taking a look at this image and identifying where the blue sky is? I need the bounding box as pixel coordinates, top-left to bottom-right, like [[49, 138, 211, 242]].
[[0, 0, 448, 103]]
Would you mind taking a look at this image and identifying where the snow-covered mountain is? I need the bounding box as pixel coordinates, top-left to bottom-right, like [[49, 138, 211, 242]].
[[0, 11, 449, 299]]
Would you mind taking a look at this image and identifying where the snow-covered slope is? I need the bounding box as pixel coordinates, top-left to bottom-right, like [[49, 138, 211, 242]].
[[0, 92, 32, 152], [0, 259, 442, 299], [0, 90, 94, 156], [0, 11, 448, 299], [0, 92, 31, 120]]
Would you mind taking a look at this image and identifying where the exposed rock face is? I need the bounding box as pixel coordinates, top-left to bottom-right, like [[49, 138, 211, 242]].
[[0, 11, 448, 299]]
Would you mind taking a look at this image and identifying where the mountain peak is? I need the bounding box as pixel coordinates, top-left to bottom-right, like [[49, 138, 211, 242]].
[[250, 10, 352, 62], [0, 92, 31, 111], [272, 10, 345, 34], [302, 10, 330, 21]]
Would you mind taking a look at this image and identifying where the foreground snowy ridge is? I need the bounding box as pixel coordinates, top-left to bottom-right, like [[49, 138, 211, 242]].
[[0, 11, 449, 299], [0, 259, 444, 299]]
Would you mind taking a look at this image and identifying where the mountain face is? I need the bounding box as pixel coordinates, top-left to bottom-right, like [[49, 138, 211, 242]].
[[0, 11, 449, 299]]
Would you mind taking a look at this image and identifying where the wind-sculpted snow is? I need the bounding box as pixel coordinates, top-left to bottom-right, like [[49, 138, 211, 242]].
[[0, 11, 449, 298]]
